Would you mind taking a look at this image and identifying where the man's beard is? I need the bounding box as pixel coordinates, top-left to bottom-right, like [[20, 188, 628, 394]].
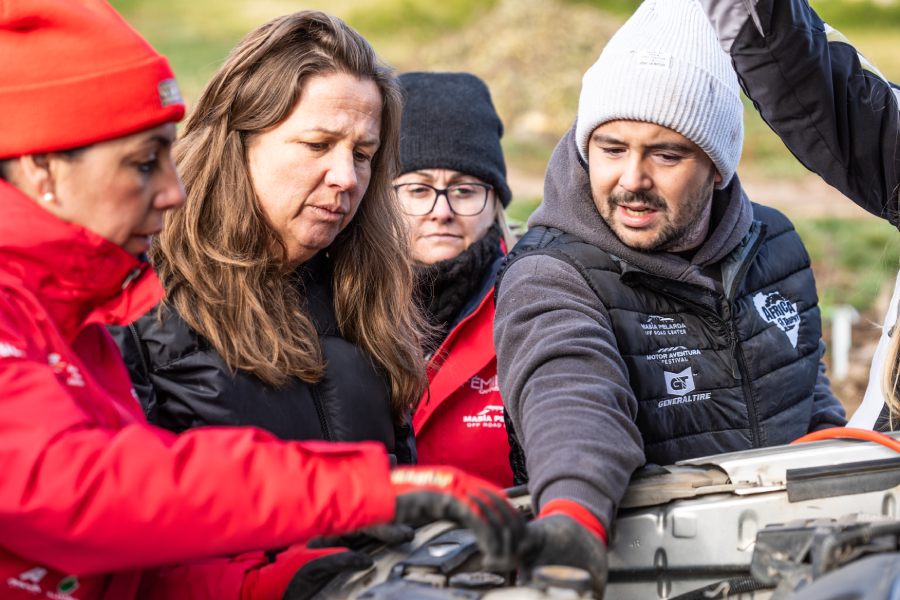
[[604, 167, 716, 252]]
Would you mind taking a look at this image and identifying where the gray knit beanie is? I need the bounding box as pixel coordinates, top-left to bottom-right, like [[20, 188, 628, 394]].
[[398, 72, 512, 207], [575, 0, 743, 189]]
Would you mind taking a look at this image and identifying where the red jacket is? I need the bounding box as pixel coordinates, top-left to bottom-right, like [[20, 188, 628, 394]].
[[413, 244, 513, 488], [0, 182, 396, 600]]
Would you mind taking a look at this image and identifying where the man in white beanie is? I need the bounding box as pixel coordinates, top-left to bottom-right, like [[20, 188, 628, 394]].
[[494, 0, 846, 593], [697, 0, 900, 431]]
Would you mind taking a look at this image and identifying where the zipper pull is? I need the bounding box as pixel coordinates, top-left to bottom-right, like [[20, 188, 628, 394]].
[[727, 322, 741, 380], [121, 267, 142, 291]]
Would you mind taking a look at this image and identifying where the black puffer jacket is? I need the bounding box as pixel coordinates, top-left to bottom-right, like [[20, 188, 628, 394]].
[[110, 251, 416, 465]]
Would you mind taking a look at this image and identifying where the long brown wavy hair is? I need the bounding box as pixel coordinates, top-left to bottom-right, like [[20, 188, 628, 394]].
[[155, 11, 428, 422]]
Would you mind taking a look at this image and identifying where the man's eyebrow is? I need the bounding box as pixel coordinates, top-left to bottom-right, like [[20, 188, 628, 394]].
[[646, 141, 695, 154], [592, 134, 626, 145]]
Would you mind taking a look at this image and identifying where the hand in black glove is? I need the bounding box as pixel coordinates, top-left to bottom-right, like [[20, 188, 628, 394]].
[[519, 501, 608, 599], [280, 549, 373, 600], [390, 466, 527, 572], [307, 524, 416, 551]]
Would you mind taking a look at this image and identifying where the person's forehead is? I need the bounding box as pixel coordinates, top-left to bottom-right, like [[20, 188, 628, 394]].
[[592, 119, 697, 149], [397, 169, 485, 183]]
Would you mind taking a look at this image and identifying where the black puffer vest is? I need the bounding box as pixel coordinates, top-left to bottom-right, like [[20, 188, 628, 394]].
[[110, 251, 415, 465], [500, 203, 821, 466]]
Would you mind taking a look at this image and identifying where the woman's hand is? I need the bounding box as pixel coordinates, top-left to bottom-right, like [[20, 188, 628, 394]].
[[390, 466, 527, 571]]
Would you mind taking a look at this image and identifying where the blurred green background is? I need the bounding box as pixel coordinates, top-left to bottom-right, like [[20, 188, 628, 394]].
[[110, 0, 900, 318]]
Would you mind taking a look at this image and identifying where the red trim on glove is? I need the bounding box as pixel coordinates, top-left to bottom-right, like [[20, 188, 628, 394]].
[[391, 466, 506, 517], [539, 499, 608, 546]]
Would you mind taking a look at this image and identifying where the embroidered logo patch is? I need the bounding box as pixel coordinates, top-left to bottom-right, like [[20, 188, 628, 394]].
[[664, 367, 695, 396], [641, 315, 688, 336], [469, 374, 499, 395], [753, 291, 800, 348], [646, 346, 701, 366], [636, 50, 671, 70], [462, 405, 505, 429], [158, 79, 183, 107]]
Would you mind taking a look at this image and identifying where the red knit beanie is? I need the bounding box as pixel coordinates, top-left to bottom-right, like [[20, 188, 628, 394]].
[[0, 0, 185, 159]]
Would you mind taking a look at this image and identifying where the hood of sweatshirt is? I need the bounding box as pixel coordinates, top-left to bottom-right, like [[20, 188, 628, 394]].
[[529, 124, 754, 291]]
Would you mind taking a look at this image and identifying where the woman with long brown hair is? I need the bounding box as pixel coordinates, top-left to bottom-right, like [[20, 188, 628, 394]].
[[112, 11, 425, 463], [0, 3, 524, 600]]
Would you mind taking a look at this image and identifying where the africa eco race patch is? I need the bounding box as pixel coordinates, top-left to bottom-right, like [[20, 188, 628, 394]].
[[646, 346, 701, 366], [158, 78, 183, 107], [463, 404, 505, 429], [753, 291, 800, 348], [641, 315, 688, 336]]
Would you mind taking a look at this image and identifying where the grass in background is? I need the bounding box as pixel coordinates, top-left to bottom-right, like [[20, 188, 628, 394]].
[[506, 197, 544, 225], [346, 0, 497, 40], [739, 94, 811, 180], [502, 138, 558, 176], [791, 219, 899, 314]]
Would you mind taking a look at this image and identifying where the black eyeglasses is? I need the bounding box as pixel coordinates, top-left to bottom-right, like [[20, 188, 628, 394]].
[[393, 182, 493, 216]]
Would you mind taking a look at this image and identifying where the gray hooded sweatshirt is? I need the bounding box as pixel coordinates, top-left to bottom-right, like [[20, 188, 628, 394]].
[[494, 125, 843, 528]]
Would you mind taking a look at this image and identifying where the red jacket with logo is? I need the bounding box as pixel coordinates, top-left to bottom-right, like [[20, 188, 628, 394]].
[[0, 182, 396, 600], [413, 243, 513, 488]]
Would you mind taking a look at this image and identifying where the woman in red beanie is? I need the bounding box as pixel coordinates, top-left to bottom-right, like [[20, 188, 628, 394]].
[[0, 2, 525, 600]]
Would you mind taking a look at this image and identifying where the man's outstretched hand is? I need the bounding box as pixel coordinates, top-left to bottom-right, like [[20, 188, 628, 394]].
[[390, 466, 527, 571], [519, 500, 608, 599]]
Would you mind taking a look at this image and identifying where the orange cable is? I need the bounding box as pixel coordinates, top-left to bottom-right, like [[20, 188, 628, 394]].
[[791, 427, 900, 454]]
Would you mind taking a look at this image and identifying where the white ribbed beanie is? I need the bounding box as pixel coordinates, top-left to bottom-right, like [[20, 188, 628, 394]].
[[576, 0, 743, 189]]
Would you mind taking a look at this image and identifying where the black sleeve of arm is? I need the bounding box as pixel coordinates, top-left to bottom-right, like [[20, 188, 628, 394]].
[[107, 322, 159, 423], [710, 0, 900, 222]]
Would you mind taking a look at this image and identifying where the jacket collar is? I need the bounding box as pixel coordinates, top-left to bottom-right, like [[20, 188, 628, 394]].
[[0, 181, 165, 343]]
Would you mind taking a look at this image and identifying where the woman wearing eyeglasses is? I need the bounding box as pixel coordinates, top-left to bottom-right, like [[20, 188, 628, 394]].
[[395, 72, 516, 487]]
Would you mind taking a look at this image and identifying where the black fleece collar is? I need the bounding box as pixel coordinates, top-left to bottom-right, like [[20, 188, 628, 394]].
[[416, 225, 501, 344]]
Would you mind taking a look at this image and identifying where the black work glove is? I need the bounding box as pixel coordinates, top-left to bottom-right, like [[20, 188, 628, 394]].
[[520, 514, 609, 599], [307, 524, 416, 551], [390, 466, 527, 571], [280, 549, 373, 600]]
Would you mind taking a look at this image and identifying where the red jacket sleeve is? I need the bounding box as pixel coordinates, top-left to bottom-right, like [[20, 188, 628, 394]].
[[0, 295, 396, 576], [137, 553, 268, 600]]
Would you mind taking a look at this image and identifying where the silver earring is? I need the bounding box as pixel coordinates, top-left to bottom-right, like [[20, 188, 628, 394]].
[[42, 192, 54, 202]]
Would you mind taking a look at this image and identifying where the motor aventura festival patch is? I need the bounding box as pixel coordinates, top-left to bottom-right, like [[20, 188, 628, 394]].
[[646, 346, 701, 366], [753, 291, 800, 348], [641, 315, 687, 336]]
